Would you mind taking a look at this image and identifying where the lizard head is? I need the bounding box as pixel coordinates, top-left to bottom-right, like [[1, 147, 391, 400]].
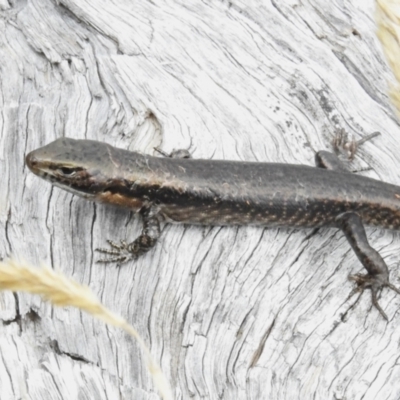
[[27, 137, 168, 211], [26, 138, 120, 200]]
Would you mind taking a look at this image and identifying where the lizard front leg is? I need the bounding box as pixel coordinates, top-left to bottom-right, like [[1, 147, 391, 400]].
[[154, 147, 191, 159], [96, 206, 161, 264]]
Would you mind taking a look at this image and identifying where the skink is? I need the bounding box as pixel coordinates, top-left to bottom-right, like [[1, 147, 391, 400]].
[[25, 136, 400, 320]]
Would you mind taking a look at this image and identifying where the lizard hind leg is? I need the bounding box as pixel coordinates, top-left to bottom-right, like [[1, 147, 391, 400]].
[[315, 150, 349, 171], [332, 129, 380, 160], [336, 211, 400, 320], [315, 131, 381, 171]]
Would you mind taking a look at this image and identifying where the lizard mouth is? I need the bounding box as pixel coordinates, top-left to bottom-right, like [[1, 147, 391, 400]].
[[32, 169, 96, 199], [25, 150, 96, 199], [51, 180, 96, 199]]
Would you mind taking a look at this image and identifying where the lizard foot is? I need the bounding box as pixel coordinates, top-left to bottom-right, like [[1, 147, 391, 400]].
[[96, 240, 139, 264], [332, 129, 380, 160], [345, 272, 400, 320]]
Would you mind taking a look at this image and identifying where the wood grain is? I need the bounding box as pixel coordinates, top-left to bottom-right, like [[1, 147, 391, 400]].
[[1, 0, 400, 399]]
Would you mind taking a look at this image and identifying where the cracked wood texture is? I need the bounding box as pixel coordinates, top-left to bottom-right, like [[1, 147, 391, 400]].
[[1, 0, 400, 399]]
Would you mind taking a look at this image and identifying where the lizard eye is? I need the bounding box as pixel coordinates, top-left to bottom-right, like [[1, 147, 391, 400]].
[[57, 167, 77, 177]]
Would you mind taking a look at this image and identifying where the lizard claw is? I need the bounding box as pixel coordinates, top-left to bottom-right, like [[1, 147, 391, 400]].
[[345, 272, 400, 321]]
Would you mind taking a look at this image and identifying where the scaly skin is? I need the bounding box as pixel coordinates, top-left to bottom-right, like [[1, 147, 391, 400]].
[[25, 137, 400, 320]]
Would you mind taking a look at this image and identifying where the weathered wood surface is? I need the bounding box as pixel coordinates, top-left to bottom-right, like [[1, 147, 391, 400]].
[[1, 0, 400, 399]]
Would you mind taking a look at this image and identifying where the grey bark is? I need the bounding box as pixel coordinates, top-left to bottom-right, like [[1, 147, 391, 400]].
[[1, 0, 400, 399]]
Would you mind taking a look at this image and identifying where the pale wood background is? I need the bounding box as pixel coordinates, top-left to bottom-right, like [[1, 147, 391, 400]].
[[1, 0, 400, 399]]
